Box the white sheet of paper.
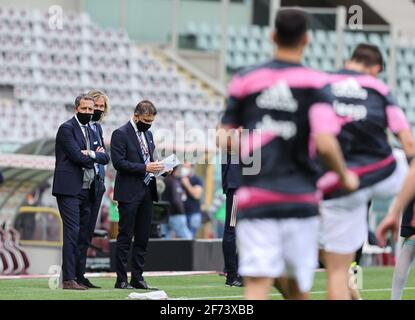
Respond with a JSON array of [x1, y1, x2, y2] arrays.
[[153, 154, 181, 177]]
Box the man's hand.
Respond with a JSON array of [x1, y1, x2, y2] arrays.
[[376, 213, 400, 247], [81, 150, 89, 156], [96, 146, 105, 153], [145, 161, 164, 173], [216, 125, 242, 152], [181, 176, 191, 186], [339, 171, 359, 193]]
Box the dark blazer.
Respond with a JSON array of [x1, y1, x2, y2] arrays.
[[111, 121, 158, 203], [89, 122, 107, 181], [221, 153, 242, 193], [0, 171, 3, 184], [52, 117, 110, 197], [162, 175, 185, 216]]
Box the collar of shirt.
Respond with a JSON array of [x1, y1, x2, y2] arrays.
[[130, 118, 147, 137], [74, 115, 88, 135], [130, 118, 139, 133], [131, 118, 149, 151], [90, 121, 98, 131]]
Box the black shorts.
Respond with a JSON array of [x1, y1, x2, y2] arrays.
[[401, 199, 415, 238]]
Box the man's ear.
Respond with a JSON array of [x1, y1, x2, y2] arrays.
[[368, 65, 381, 77], [271, 30, 278, 46], [296, 33, 309, 51], [302, 33, 309, 46]]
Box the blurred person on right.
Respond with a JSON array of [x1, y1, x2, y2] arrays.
[[181, 162, 204, 238], [218, 9, 358, 300], [318, 44, 415, 299], [220, 151, 243, 287], [377, 160, 415, 299]]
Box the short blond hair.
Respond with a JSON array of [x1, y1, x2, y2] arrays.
[[87, 89, 111, 121]]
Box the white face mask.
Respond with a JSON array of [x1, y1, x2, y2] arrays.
[[181, 167, 191, 177]]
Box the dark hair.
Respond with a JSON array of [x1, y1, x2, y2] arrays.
[[274, 8, 309, 47], [351, 43, 384, 72], [134, 100, 157, 116], [74, 93, 95, 108]]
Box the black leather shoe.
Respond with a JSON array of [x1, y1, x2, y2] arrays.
[[114, 281, 134, 289], [225, 277, 244, 287], [130, 280, 159, 290], [78, 278, 101, 289], [62, 280, 88, 290]]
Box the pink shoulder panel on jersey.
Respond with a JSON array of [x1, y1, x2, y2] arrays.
[[309, 103, 341, 135], [386, 105, 411, 133], [328, 73, 389, 96], [228, 67, 329, 99]]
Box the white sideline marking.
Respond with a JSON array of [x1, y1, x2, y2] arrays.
[[182, 287, 415, 300], [0, 271, 216, 280]]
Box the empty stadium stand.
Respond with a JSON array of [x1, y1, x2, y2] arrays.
[[0, 7, 223, 146], [182, 22, 415, 126]]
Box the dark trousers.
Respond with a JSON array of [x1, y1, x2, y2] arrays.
[[222, 188, 238, 278], [116, 187, 153, 283], [57, 189, 92, 281], [75, 179, 105, 280]]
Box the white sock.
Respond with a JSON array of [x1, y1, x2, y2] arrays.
[[391, 238, 415, 300]]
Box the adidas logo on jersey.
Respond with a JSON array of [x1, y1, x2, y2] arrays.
[[255, 115, 297, 140], [331, 78, 368, 100], [333, 100, 368, 121], [256, 81, 298, 112]]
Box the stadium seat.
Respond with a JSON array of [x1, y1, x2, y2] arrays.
[[227, 25, 237, 40], [199, 22, 211, 36], [246, 53, 258, 66], [397, 92, 409, 108], [196, 35, 210, 51], [368, 33, 382, 47], [403, 49, 415, 65], [247, 38, 260, 54], [315, 30, 328, 44], [250, 25, 262, 41], [398, 64, 412, 78], [239, 25, 249, 40], [399, 79, 413, 94], [234, 38, 246, 53]]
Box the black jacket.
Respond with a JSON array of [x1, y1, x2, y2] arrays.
[[111, 121, 158, 203], [162, 175, 185, 215], [52, 117, 110, 197]]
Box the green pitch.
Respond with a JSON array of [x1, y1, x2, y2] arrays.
[[0, 267, 415, 300]]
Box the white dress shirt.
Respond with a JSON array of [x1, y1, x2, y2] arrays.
[[130, 118, 149, 150]]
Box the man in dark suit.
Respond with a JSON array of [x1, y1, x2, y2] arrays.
[[74, 90, 111, 289], [52, 94, 110, 290], [111, 100, 163, 290], [0, 171, 3, 184]]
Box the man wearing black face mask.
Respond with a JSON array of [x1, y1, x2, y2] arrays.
[[111, 100, 163, 290], [52, 94, 110, 290], [73, 89, 110, 289]]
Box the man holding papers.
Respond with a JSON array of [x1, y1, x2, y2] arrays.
[[110, 100, 163, 290]]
